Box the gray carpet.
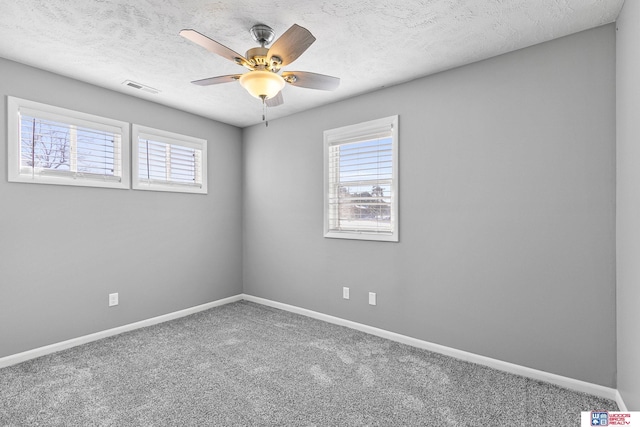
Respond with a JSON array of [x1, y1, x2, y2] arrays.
[[0, 301, 617, 426]]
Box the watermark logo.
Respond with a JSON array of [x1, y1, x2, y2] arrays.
[[582, 411, 640, 426], [591, 411, 608, 426]]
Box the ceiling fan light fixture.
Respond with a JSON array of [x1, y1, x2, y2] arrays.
[[239, 70, 285, 100]]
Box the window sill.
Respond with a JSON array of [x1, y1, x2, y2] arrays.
[[324, 230, 398, 242]]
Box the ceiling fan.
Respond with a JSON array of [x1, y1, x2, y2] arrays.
[[180, 23, 340, 124]]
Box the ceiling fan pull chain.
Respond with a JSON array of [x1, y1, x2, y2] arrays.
[[263, 98, 269, 127]]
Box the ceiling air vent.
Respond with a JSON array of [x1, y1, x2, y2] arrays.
[[122, 80, 160, 94]]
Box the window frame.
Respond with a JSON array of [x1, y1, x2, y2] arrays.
[[323, 115, 399, 242], [131, 124, 208, 194], [7, 96, 130, 189]]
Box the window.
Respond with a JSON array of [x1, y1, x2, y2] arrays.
[[132, 125, 207, 194], [324, 115, 399, 242], [7, 96, 129, 189]]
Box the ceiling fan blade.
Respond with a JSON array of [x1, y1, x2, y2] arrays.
[[180, 29, 251, 68], [265, 91, 284, 107], [267, 24, 316, 67], [282, 71, 340, 91], [191, 74, 242, 86]]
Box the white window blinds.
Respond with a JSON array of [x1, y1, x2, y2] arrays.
[[324, 115, 399, 242], [132, 125, 207, 194], [138, 138, 201, 186], [19, 114, 121, 181]]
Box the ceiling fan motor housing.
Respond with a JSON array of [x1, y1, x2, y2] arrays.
[[246, 47, 269, 65], [246, 46, 282, 71]]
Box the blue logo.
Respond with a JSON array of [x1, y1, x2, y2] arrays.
[[591, 411, 608, 426]]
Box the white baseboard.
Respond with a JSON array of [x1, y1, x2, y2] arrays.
[[0, 294, 243, 369], [242, 294, 623, 406], [0, 292, 626, 410], [615, 390, 629, 411]]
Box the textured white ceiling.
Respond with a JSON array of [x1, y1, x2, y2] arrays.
[[0, 0, 624, 128]]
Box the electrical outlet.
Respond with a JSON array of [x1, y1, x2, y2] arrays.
[[109, 293, 119, 307], [369, 292, 377, 306], [343, 287, 350, 300]]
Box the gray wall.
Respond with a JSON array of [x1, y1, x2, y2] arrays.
[[0, 22, 619, 392], [617, 0, 640, 410], [0, 58, 243, 358], [243, 25, 616, 387]]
